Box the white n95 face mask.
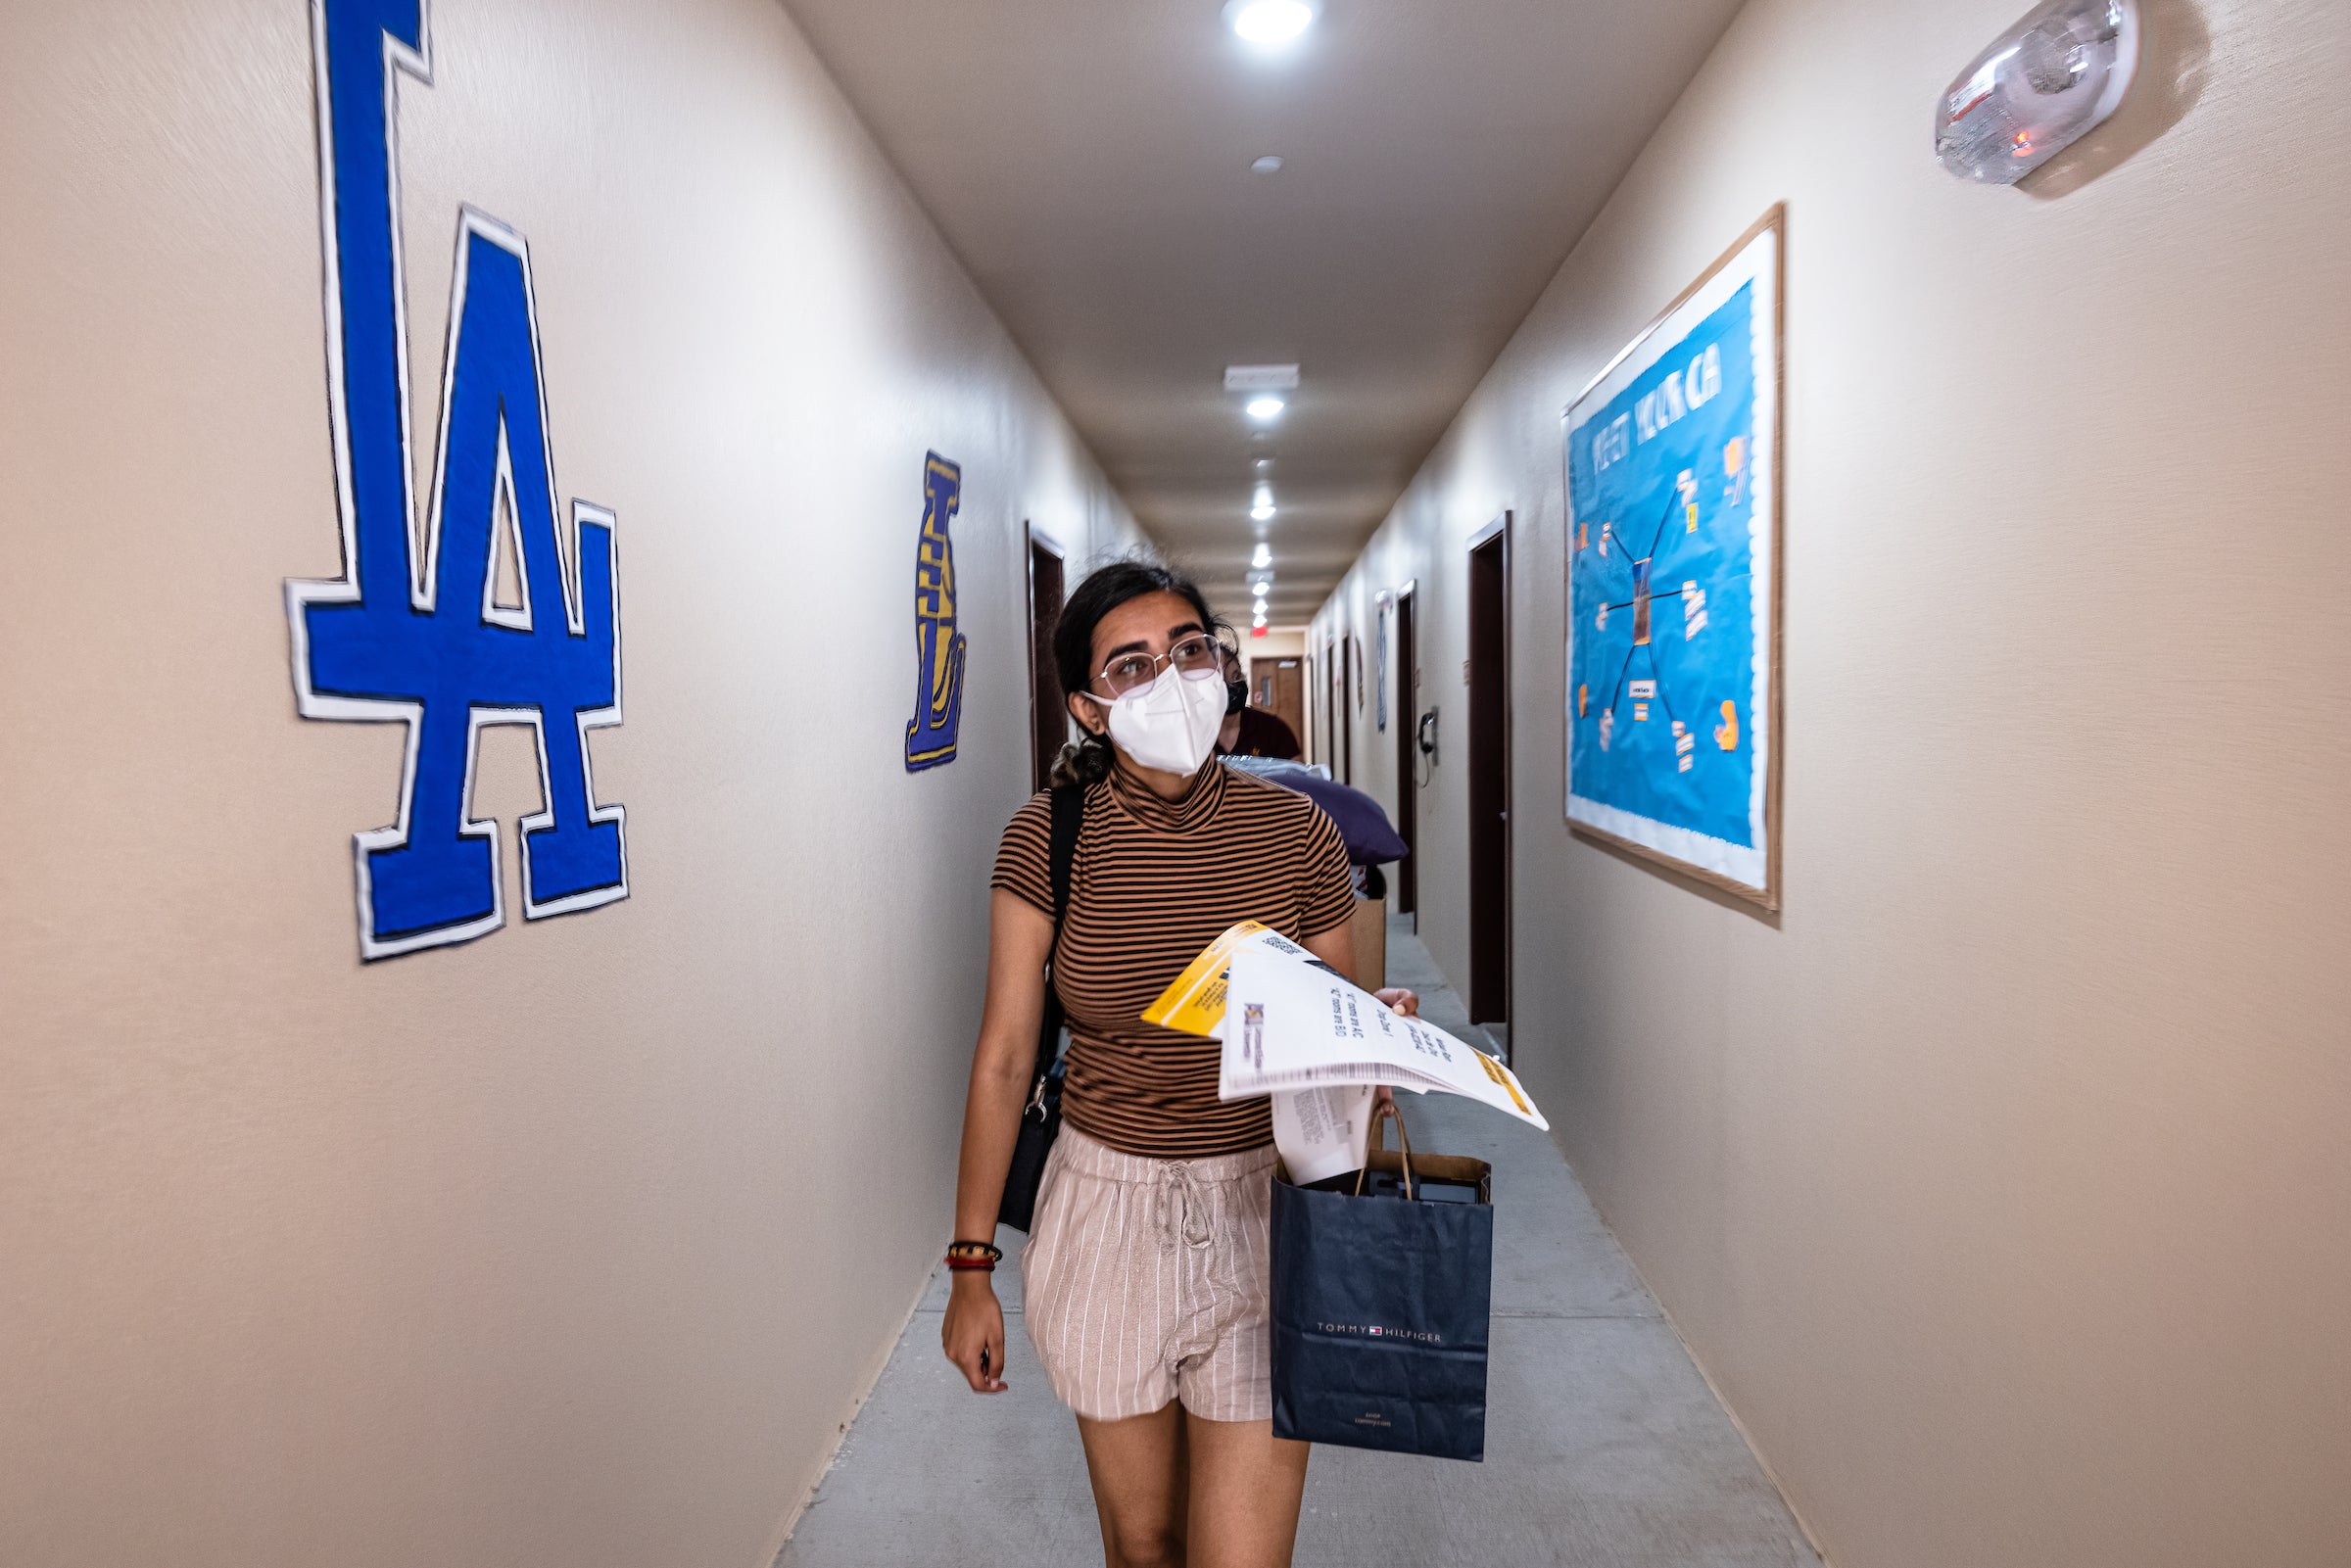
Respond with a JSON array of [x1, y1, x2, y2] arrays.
[[1095, 663, 1228, 776]]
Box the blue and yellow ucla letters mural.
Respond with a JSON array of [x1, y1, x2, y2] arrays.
[[904, 452, 968, 772], [286, 0, 628, 960]]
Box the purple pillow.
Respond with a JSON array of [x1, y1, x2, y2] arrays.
[[1225, 760, 1409, 867]]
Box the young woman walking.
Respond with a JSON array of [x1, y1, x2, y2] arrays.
[[941, 561, 1416, 1568]]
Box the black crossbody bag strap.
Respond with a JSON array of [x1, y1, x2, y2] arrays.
[[997, 783, 1083, 1232], [1033, 783, 1082, 1080]]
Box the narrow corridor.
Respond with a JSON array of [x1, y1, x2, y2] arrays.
[[12, 3, 2350, 1564], [781, 918, 1818, 1568]]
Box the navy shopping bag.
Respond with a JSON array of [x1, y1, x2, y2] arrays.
[[1269, 1101, 1494, 1461]]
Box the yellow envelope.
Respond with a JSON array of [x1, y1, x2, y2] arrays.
[[1141, 920, 1274, 1036]]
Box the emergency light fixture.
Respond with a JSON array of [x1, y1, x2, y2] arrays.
[[1936, 0, 2139, 185], [1225, 363, 1300, 391]]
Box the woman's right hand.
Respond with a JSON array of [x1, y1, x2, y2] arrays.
[[944, 889, 1051, 1396], [941, 1271, 1008, 1394]]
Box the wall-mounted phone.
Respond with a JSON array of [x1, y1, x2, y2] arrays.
[[1415, 706, 1440, 784]]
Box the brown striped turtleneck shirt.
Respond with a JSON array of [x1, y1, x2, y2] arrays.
[[991, 761, 1356, 1159]]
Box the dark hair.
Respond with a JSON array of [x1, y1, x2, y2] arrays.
[[1049, 559, 1219, 786]]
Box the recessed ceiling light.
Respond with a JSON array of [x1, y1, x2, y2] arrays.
[[1251, 504, 1276, 521], [1245, 396, 1285, 422], [1250, 155, 1285, 174], [1251, 544, 1272, 568], [1254, 457, 1272, 470], [1226, 0, 1319, 47]]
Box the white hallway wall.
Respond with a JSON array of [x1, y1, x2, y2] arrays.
[[1312, 0, 2351, 1563], [0, 3, 1143, 1565]]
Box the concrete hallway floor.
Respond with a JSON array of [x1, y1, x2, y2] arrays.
[[780, 916, 1819, 1567]]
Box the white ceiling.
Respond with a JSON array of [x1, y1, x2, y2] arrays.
[[779, 0, 1748, 624]]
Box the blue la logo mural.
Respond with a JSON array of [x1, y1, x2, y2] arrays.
[[286, 0, 628, 959], [904, 452, 968, 772]]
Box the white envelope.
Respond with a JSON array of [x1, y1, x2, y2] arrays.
[[1220, 942, 1547, 1132]]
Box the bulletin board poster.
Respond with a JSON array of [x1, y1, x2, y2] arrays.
[[1563, 209, 1783, 908]]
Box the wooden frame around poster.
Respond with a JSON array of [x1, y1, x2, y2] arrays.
[[1560, 205, 1786, 912]]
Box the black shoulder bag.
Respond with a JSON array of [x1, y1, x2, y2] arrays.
[[996, 783, 1084, 1232]]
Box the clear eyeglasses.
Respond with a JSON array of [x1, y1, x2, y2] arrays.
[[1092, 633, 1225, 697]]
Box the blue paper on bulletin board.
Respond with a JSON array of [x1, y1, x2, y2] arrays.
[[1564, 218, 1780, 903]]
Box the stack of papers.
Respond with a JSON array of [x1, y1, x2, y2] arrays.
[[1144, 922, 1547, 1181]]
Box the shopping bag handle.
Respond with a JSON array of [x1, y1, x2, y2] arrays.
[[1353, 1098, 1415, 1201]]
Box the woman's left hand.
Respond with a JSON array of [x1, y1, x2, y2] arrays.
[[1367, 991, 1416, 1109]]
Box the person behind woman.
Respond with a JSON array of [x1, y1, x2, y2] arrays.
[[942, 561, 1415, 1568], [1214, 637, 1303, 761]]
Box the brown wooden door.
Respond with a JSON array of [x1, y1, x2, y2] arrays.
[[1255, 658, 1305, 746], [1027, 533, 1066, 792], [1393, 588, 1418, 918], [1467, 518, 1511, 1036], [1338, 632, 1355, 784], [1307, 651, 1319, 766], [1322, 639, 1338, 771]]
